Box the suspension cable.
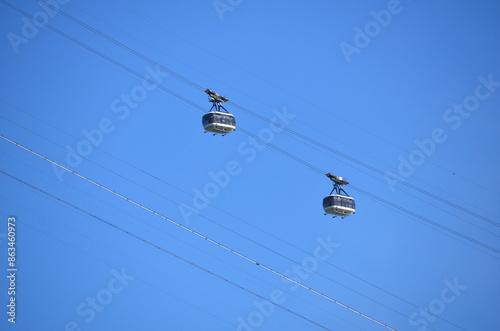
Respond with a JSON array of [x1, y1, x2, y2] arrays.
[[0, 134, 396, 330], [0, 100, 469, 328], [0, 169, 333, 331], [28, 0, 500, 227], [6, 0, 495, 228]]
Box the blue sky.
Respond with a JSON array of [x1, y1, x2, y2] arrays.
[[0, 0, 499, 330]]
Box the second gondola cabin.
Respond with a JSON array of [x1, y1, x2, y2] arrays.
[[323, 173, 355, 218], [203, 89, 235, 135], [202, 112, 235, 134], [323, 194, 355, 217]]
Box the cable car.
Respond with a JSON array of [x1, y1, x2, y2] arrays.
[[203, 89, 236, 136], [323, 173, 355, 218]]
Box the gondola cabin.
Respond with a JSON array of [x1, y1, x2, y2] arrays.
[[202, 111, 236, 134], [203, 88, 235, 136], [323, 173, 355, 218], [323, 194, 355, 217]]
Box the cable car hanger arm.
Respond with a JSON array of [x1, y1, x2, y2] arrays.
[[205, 88, 230, 113]]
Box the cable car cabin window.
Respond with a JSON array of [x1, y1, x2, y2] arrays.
[[340, 197, 354, 208], [342, 198, 355, 209], [217, 114, 227, 124], [324, 195, 355, 209], [216, 114, 235, 125], [322, 197, 331, 209], [203, 113, 235, 125], [202, 113, 213, 126]]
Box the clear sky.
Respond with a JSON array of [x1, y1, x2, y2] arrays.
[[0, 0, 499, 330]]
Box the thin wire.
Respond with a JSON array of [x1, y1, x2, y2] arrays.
[[349, 184, 500, 255], [30, 0, 499, 226], [43, 0, 500, 226], [16, 222, 237, 328], [0, 170, 331, 331], [232, 102, 500, 227], [0, 100, 466, 329], [0, 0, 494, 312], [0, 3, 489, 327], [260, 118, 500, 241], [105, 0, 499, 198], [0, 152, 363, 331], [0, 0, 207, 111], [35, 0, 204, 92], [240, 131, 500, 255], [36, 0, 413, 179], [3, 1, 497, 247], [0, 114, 443, 329], [0, 4, 485, 329], [0, 135, 396, 331]]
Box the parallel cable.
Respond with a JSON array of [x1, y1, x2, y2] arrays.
[[0, 0, 497, 305], [2, 1, 496, 326], [0, 170, 331, 331], [13, 0, 495, 229], [0, 134, 396, 330], [35, 0, 204, 92], [0, 0, 206, 113], [234, 130, 500, 256], [231, 103, 500, 228], [0, 152, 364, 330], [1, 114, 444, 329], [349, 184, 500, 255], [104, 0, 499, 197], [0, 4, 490, 329], [30, 0, 499, 227], [4, 0, 497, 232], [254, 117, 500, 241], [0, 100, 467, 329], [16, 221, 237, 328]]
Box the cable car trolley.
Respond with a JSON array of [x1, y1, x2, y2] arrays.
[[323, 173, 355, 218], [202, 89, 236, 136]]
